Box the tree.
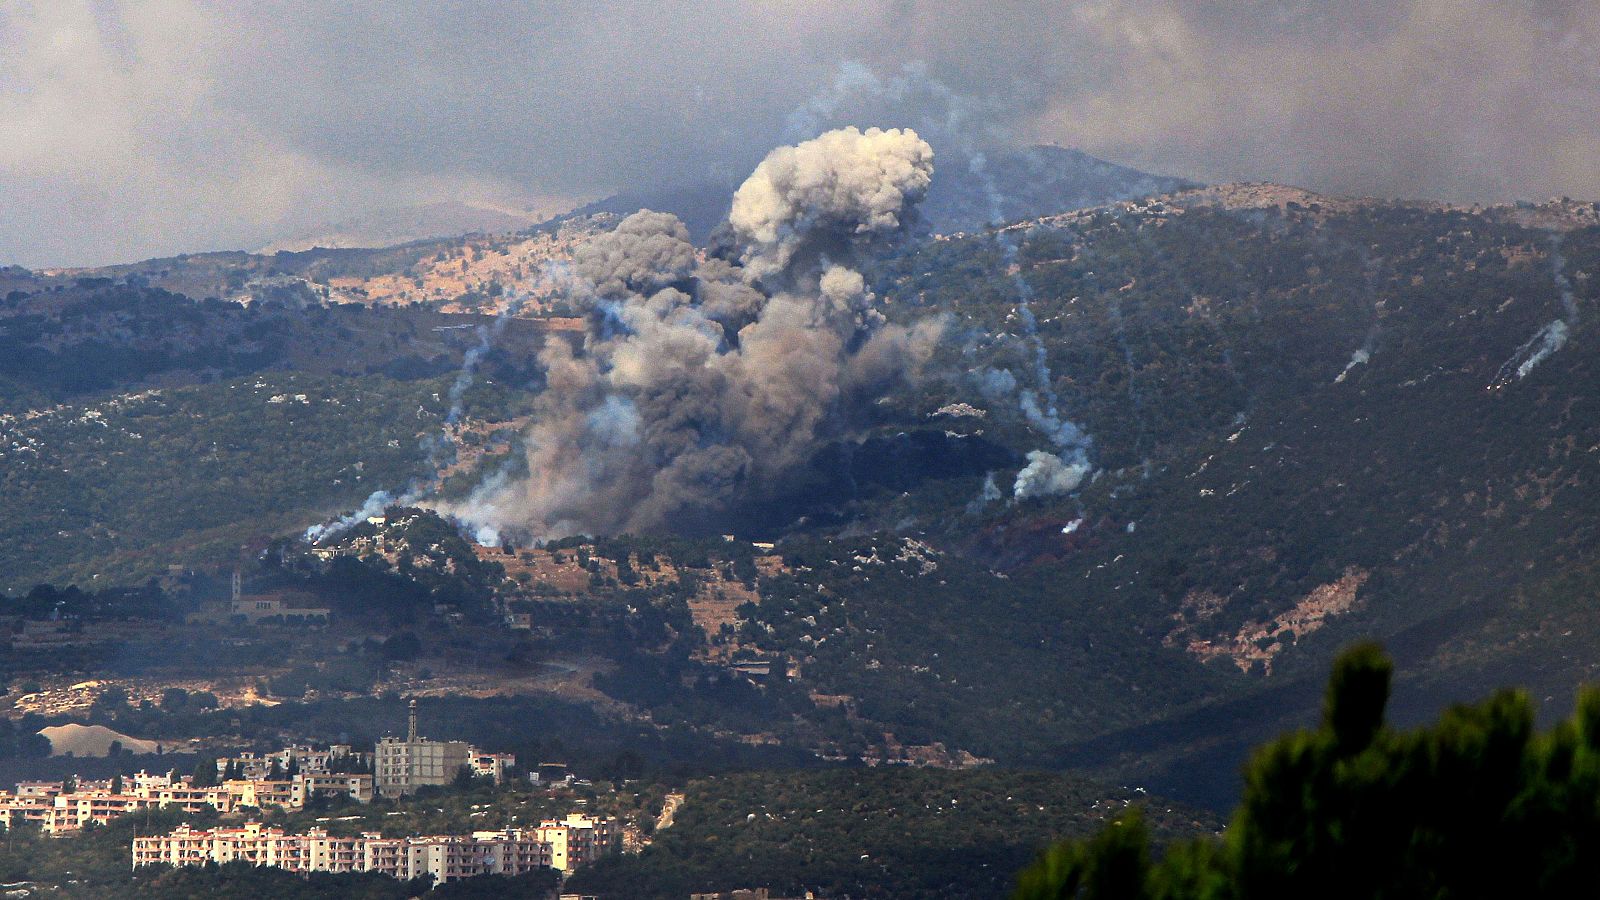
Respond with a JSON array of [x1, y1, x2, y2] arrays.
[[191, 754, 218, 788], [381, 631, 422, 662], [1012, 642, 1600, 898], [110, 774, 124, 795], [92, 686, 128, 711], [160, 687, 189, 710]]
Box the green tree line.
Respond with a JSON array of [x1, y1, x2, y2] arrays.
[[1016, 642, 1600, 898]]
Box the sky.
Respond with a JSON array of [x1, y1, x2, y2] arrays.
[[3, 0, 1598, 268]]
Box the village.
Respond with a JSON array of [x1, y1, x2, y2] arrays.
[[0, 699, 627, 888]]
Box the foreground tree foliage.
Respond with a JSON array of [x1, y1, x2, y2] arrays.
[[1016, 642, 1600, 898]]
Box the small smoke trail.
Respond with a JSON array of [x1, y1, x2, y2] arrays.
[[1549, 234, 1580, 323], [305, 263, 567, 545], [1334, 321, 1379, 384], [958, 119, 1093, 498], [1488, 235, 1580, 390], [1333, 347, 1370, 383], [965, 471, 1002, 514], [303, 489, 393, 543], [1489, 320, 1569, 390]]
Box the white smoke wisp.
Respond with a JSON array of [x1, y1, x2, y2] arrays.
[[1013, 450, 1090, 500], [1489, 236, 1581, 391], [1490, 319, 1570, 390], [1550, 234, 1580, 323], [965, 470, 1003, 514], [304, 489, 393, 544], [1517, 320, 1570, 380], [446, 127, 943, 542], [964, 124, 1095, 498], [1334, 348, 1370, 384]]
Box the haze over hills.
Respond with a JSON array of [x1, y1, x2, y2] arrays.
[[565, 145, 1195, 242], [254, 199, 577, 254]]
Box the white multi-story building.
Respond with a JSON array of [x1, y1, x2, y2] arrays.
[[0, 772, 238, 836], [0, 768, 375, 836], [131, 820, 612, 882], [533, 813, 620, 872]]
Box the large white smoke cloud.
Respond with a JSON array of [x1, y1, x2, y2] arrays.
[[1012, 450, 1090, 501], [446, 127, 941, 542], [730, 126, 934, 282]]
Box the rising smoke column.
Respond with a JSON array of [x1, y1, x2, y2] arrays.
[[778, 61, 1095, 504], [447, 127, 942, 542], [971, 168, 1093, 501]]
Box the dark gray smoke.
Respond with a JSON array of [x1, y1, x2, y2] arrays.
[[446, 127, 943, 542]]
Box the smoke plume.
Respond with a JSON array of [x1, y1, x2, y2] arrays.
[[448, 127, 942, 542], [1490, 320, 1570, 390], [1013, 450, 1090, 501], [729, 126, 935, 282], [1489, 236, 1582, 390]]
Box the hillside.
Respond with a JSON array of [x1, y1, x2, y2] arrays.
[[4, 180, 1600, 813], [37, 215, 612, 316], [568, 768, 1219, 899], [858, 186, 1600, 803]]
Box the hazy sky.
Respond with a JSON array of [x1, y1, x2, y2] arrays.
[[4, 0, 1598, 267]]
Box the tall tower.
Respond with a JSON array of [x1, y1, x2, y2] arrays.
[[407, 699, 418, 743], [231, 569, 242, 605]]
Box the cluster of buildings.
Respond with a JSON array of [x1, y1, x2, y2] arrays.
[[373, 700, 516, 795], [0, 768, 374, 837], [132, 814, 618, 881], [1, 704, 515, 837], [216, 701, 514, 799]]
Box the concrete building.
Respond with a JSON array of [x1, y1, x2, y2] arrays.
[[0, 773, 239, 836], [0, 768, 375, 836], [533, 813, 620, 873], [216, 743, 371, 781], [470, 751, 517, 784], [132, 821, 599, 883], [375, 700, 509, 796], [292, 773, 376, 806], [225, 593, 331, 625]]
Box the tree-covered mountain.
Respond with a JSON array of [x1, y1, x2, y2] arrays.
[[4, 181, 1600, 815]]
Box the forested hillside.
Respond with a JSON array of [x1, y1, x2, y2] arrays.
[[4, 182, 1599, 812], [570, 768, 1217, 899]]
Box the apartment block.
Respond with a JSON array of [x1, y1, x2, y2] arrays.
[[131, 820, 615, 882]]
